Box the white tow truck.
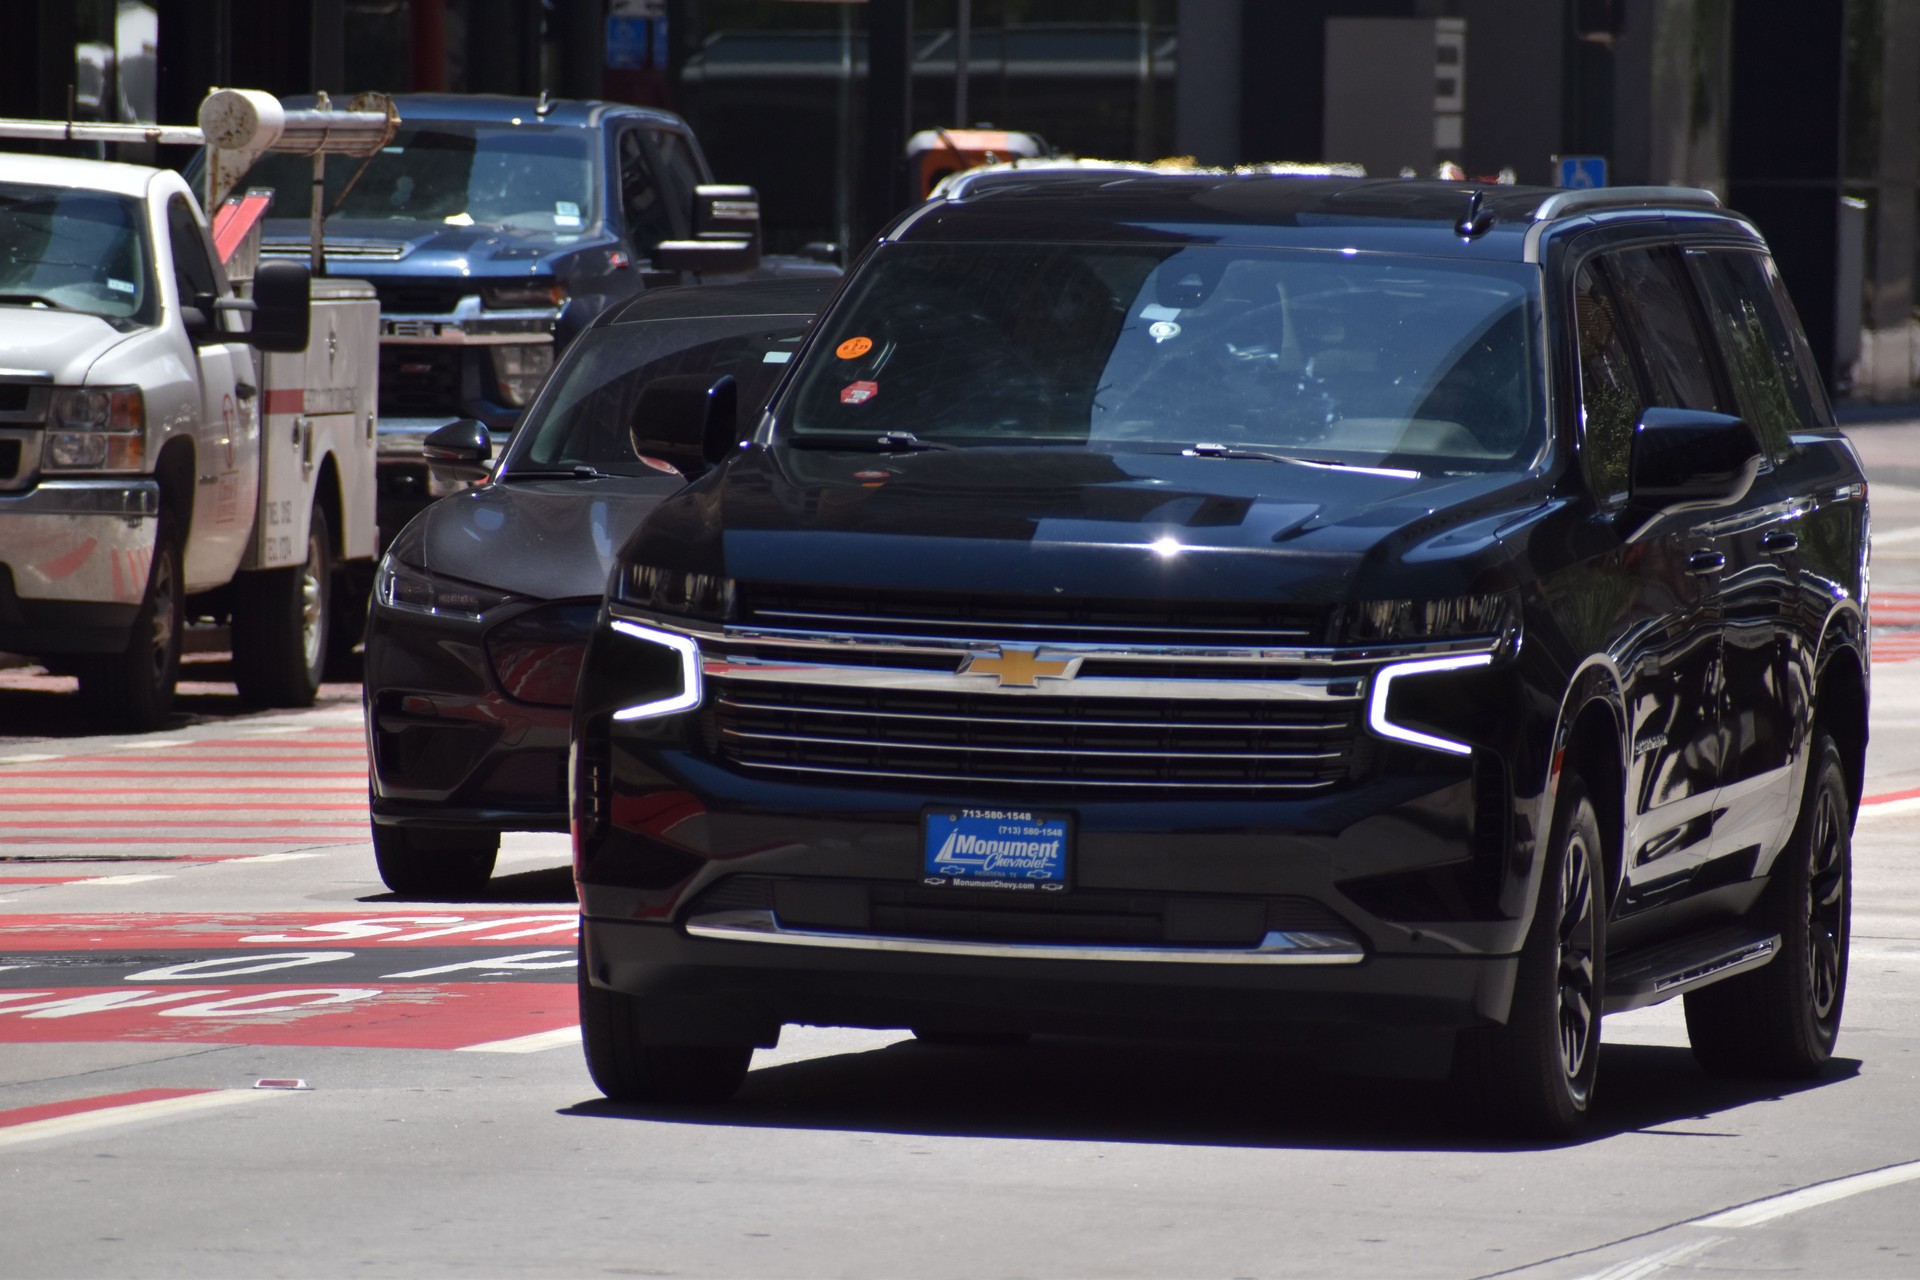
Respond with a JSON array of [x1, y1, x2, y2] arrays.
[[0, 90, 395, 729]]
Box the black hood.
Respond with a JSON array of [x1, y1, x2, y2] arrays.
[[393, 474, 683, 602], [631, 445, 1550, 604]]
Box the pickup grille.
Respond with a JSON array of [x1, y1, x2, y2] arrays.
[[374, 281, 470, 315], [707, 681, 1361, 794], [378, 346, 462, 418]]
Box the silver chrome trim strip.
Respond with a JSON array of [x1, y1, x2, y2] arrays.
[[714, 759, 1338, 790], [611, 606, 1503, 668], [707, 658, 1357, 702], [718, 697, 1349, 733], [719, 727, 1345, 763], [683, 909, 1367, 965]]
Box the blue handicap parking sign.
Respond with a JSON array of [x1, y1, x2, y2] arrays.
[[1557, 155, 1608, 189]]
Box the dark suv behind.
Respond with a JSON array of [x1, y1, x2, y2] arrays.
[[571, 171, 1868, 1136]]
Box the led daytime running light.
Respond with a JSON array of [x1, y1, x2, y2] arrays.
[[1368, 651, 1494, 756], [610, 619, 703, 721]]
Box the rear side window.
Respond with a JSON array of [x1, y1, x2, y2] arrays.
[[1606, 247, 1723, 414], [1572, 260, 1643, 505], [1687, 249, 1828, 457]]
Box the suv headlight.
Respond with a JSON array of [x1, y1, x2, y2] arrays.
[[490, 343, 555, 408], [1340, 592, 1518, 645], [374, 556, 516, 621], [612, 565, 735, 621], [44, 387, 145, 471]]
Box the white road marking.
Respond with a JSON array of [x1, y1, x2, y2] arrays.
[[1693, 1158, 1920, 1228], [1871, 525, 1920, 546], [1570, 1234, 1726, 1280], [456, 1026, 582, 1054], [1857, 796, 1920, 820], [240, 725, 312, 735], [0, 1090, 281, 1150], [80, 874, 172, 885], [114, 739, 194, 750], [231, 852, 324, 863], [1, 753, 63, 764]]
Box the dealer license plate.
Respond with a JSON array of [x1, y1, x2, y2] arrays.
[[922, 808, 1070, 892]]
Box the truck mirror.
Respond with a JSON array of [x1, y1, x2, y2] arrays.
[[422, 418, 494, 490], [652, 184, 762, 276], [630, 374, 738, 480], [249, 260, 312, 354]]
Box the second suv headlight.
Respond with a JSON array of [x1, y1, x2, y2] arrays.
[[612, 565, 735, 621], [374, 556, 516, 621], [1340, 591, 1518, 645]]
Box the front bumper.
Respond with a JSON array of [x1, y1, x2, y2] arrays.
[[364, 597, 583, 836], [0, 479, 157, 654]]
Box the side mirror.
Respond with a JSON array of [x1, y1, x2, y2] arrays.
[[1628, 407, 1762, 509], [652, 184, 762, 276], [630, 374, 738, 480], [423, 418, 493, 489], [249, 260, 312, 354]]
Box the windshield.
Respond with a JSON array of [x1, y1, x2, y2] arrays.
[[782, 242, 1544, 473], [240, 123, 596, 233], [506, 312, 812, 477], [0, 184, 152, 322]]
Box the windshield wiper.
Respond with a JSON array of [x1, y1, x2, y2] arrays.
[[0, 293, 70, 310], [1183, 442, 1420, 479], [787, 430, 958, 452]]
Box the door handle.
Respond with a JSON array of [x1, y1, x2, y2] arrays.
[[1761, 530, 1799, 555], [1687, 549, 1726, 576]]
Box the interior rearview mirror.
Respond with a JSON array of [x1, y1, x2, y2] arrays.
[[630, 374, 739, 481]]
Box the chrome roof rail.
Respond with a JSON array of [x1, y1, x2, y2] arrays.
[[1532, 185, 1722, 221]]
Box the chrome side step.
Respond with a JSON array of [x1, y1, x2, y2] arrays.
[[683, 909, 1367, 966], [1603, 926, 1782, 1014]]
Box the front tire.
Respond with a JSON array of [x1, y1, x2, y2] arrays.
[[370, 823, 499, 897], [78, 509, 183, 732], [1685, 732, 1851, 1078], [578, 948, 753, 1104], [1453, 773, 1606, 1139], [232, 507, 332, 707]]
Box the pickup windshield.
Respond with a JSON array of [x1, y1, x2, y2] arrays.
[[782, 242, 1545, 474], [238, 122, 595, 234], [0, 184, 151, 322]]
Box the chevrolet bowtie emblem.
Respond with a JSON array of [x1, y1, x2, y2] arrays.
[[959, 647, 1082, 688]]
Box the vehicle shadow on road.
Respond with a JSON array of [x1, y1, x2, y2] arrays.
[[0, 653, 362, 739], [563, 1038, 1860, 1153]]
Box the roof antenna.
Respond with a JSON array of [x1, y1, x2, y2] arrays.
[[535, 90, 553, 117], [1455, 187, 1493, 238]]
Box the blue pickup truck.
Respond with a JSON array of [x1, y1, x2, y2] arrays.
[[228, 93, 839, 541]]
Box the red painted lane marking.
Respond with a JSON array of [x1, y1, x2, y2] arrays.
[[0, 788, 369, 796], [1864, 786, 1920, 808], [3, 836, 360, 845], [0, 876, 91, 885], [0, 1087, 211, 1130], [0, 803, 369, 811], [0, 913, 578, 951], [0, 983, 574, 1050], [0, 771, 366, 780], [2, 825, 366, 836]]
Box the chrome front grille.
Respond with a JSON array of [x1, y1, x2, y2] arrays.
[[708, 682, 1361, 792]]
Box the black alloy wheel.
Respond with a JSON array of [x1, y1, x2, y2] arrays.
[[1685, 732, 1852, 1077], [1453, 772, 1605, 1139]]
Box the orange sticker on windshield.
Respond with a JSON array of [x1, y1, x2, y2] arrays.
[[836, 336, 874, 360]]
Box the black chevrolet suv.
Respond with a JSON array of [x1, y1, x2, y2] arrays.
[[570, 171, 1869, 1136]]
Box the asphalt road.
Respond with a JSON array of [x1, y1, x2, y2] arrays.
[[1, 422, 1919, 1279]]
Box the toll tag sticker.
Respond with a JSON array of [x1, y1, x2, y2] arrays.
[[840, 380, 879, 405], [836, 336, 874, 359]]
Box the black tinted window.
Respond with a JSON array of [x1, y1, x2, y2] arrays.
[[1572, 260, 1643, 504], [1607, 247, 1723, 413], [1688, 249, 1822, 458], [512, 313, 811, 476]]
